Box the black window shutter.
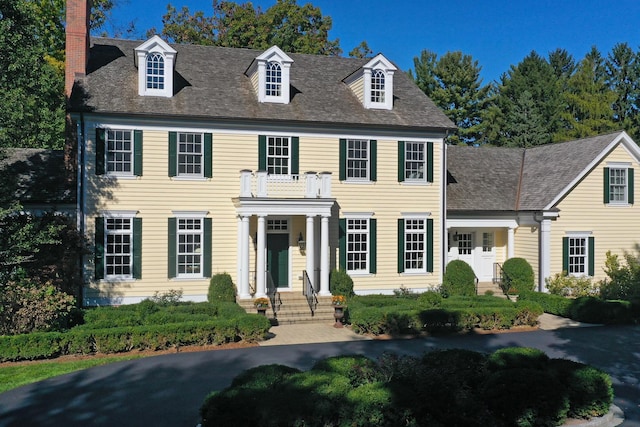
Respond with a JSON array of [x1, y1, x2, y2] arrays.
[[95, 128, 105, 175], [168, 218, 177, 278], [168, 132, 177, 177], [203, 218, 212, 277], [427, 218, 434, 273], [588, 236, 595, 276], [398, 141, 405, 182], [133, 130, 143, 176], [259, 135, 267, 171], [95, 217, 105, 280], [603, 167, 610, 204], [397, 219, 405, 273], [339, 218, 346, 270], [369, 218, 377, 274], [562, 237, 569, 273], [370, 140, 377, 182], [291, 137, 299, 175], [628, 168, 634, 204], [339, 139, 346, 181], [133, 218, 142, 279], [427, 141, 434, 183], [204, 133, 213, 178]]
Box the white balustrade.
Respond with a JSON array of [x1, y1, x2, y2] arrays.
[[238, 170, 332, 198]]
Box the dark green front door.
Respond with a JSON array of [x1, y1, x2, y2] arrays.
[[267, 233, 289, 288]]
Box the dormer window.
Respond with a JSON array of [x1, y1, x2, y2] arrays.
[[146, 53, 165, 90], [370, 69, 386, 103], [346, 54, 397, 110], [134, 35, 176, 98], [266, 61, 282, 97], [247, 46, 293, 104]]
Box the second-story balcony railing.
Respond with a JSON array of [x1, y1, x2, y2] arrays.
[[239, 170, 332, 198]]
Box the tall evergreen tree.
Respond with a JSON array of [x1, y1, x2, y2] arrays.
[[507, 90, 549, 147], [411, 50, 490, 144], [606, 42, 640, 137], [556, 47, 616, 140]]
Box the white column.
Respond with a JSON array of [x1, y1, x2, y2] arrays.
[[507, 227, 515, 259], [255, 215, 267, 297], [239, 216, 251, 298], [305, 215, 315, 285], [319, 215, 330, 296], [539, 219, 551, 292]]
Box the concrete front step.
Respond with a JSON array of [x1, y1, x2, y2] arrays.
[[238, 293, 337, 325], [477, 281, 505, 296]]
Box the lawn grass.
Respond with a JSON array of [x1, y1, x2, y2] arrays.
[[0, 355, 143, 394]]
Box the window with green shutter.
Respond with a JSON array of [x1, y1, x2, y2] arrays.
[[604, 166, 634, 205], [398, 217, 432, 273], [95, 217, 105, 279], [95, 129, 105, 175], [169, 216, 211, 278], [342, 139, 375, 182], [100, 129, 141, 176], [342, 217, 375, 274], [259, 135, 298, 175], [98, 216, 138, 280], [399, 141, 431, 183], [562, 235, 594, 276]]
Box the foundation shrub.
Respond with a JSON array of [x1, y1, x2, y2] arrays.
[[417, 290, 442, 308], [214, 301, 247, 318], [486, 347, 549, 371], [441, 260, 476, 297], [518, 291, 573, 317], [545, 272, 598, 297], [501, 257, 535, 294], [329, 269, 354, 297], [514, 300, 544, 326], [548, 359, 613, 419], [568, 297, 633, 324], [419, 308, 462, 332], [235, 314, 270, 342], [207, 272, 236, 303], [600, 249, 640, 301]]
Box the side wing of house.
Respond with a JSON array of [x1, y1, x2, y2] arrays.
[[548, 135, 640, 283]]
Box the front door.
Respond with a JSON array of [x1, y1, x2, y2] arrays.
[[456, 232, 474, 267], [267, 233, 289, 288], [478, 232, 496, 282]]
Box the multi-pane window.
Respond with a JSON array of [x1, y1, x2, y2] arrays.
[[370, 69, 385, 103], [267, 219, 288, 231], [347, 219, 368, 272], [609, 168, 627, 203], [482, 232, 494, 253], [178, 133, 203, 176], [105, 218, 132, 277], [347, 139, 369, 180], [267, 136, 290, 175], [457, 233, 472, 255], [106, 130, 132, 174], [568, 237, 587, 275], [266, 62, 282, 97], [177, 218, 202, 276], [404, 219, 426, 271], [405, 142, 426, 180], [146, 53, 165, 90]]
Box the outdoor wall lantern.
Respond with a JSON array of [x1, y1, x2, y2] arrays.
[[298, 232, 306, 252]]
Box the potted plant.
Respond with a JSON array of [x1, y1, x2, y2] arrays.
[[254, 297, 270, 316], [331, 295, 347, 328]]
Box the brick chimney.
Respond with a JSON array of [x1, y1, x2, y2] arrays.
[[65, 0, 91, 97]]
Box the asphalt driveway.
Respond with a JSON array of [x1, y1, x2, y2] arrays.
[[0, 325, 638, 426]]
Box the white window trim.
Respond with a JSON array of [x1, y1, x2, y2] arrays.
[[344, 213, 373, 276], [135, 35, 176, 98], [565, 232, 591, 277], [346, 139, 371, 182], [176, 132, 205, 178], [404, 141, 428, 183], [403, 216, 428, 274], [255, 46, 293, 104], [102, 212, 136, 281], [104, 129, 134, 177], [175, 215, 206, 279], [606, 162, 632, 206], [266, 136, 291, 176], [363, 54, 397, 110]]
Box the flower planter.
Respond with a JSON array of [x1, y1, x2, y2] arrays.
[[333, 305, 345, 328]]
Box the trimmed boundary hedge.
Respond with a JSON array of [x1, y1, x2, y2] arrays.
[[0, 316, 270, 362], [348, 295, 543, 335]]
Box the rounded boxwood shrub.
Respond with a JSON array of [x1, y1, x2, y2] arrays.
[[441, 260, 476, 297], [417, 291, 442, 308], [502, 257, 535, 294], [330, 269, 354, 297], [208, 272, 236, 303]]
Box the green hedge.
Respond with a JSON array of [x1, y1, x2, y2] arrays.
[[0, 316, 270, 362], [349, 297, 543, 335], [200, 349, 613, 427]]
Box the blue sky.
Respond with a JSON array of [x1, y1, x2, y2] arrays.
[[107, 0, 640, 84]]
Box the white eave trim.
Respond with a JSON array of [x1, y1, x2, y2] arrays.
[[447, 218, 519, 228]]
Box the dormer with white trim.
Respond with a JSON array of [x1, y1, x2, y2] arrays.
[[345, 54, 397, 110], [247, 46, 293, 104], [134, 35, 177, 98]]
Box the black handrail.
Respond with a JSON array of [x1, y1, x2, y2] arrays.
[[265, 270, 281, 314], [493, 262, 514, 299], [302, 270, 318, 316]]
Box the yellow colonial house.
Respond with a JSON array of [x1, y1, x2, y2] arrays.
[[447, 131, 640, 291], [65, 1, 455, 306]]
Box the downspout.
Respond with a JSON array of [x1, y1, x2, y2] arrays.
[[441, 132, 448, 283], [76, 113, 86, 304]]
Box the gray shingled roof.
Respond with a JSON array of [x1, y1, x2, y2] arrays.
[[70, 38, 455, 131], [447, 131, 625, 212], [0, 149, 75, 205], [447, 145, 523, 211]]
